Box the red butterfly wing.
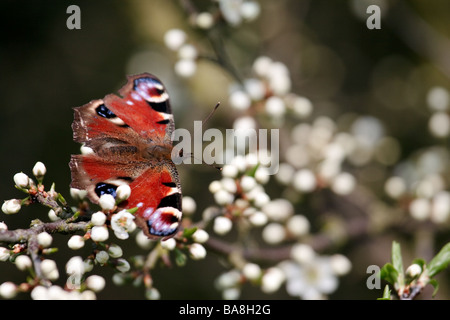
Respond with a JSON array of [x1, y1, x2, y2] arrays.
[[70, 73, 182, 239]]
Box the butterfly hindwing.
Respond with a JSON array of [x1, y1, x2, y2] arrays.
[[70, 73, 182, 239]]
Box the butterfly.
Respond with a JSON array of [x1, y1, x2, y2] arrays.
[[70, 73, 182, 240]]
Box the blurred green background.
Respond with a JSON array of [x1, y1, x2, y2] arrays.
[[0, 0, 449, 299]]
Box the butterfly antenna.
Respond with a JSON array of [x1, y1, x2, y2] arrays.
[[202, 102, 220, 126]]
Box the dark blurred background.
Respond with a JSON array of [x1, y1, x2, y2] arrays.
[[0, 0, 449, 299]]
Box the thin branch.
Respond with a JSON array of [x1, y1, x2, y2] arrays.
[[0, 219, 90, 244]]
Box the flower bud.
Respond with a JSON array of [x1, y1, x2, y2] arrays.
[[67, 235, 85, 250], [37, 232, 53, 248], [0, 247, 10, 262], [145, 287, 161, 300], [182, 196, 197, 215], [174, 59, 197, 78], [406, 264, 422, 278], [91, 226, 109, 242], [213, 216, 233, 235], [48, 209, 59, 221], [14, 172, 30, 188], [116, 258, 130, 273], [160, 238, 176, 251], [192, 229, 209, 243], [242, 263, 262, 281], [189, 243, 207, 260], [0, 282, 17, 299], [261, 267, 285, 293], [32, 161, 46, 180], [164, 29, 186, 51], [15, 255, 32, 271], [91, 211, 107, 226], [99, 194, 115, 211], [116, 185, 131, 202], [70, 188, 87, 201], [2, 199, 21, 215], [85, 275, 105, 292], [41, 259, 59, 280], [95, 251, 109, 265], [108, 243, 123, 258]]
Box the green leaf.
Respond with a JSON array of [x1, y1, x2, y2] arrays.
[[182, 227, 198, 238], [377, 285, 392, 300], [246, 163, 260, 177], [391, 241, 404, 286], [428, 243, 450, 278], [411, 258, 426, 269], [429, 279, 439, 297], [380, 263, 398, 285], [174, 248, 187, 267], [127, 207, 139, 214]]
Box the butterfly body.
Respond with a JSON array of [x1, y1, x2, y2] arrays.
[[70, 73, 182, 239]]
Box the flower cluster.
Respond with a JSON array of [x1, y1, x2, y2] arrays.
[[205, 154, 351, 299], [0, 161, 209, 300]]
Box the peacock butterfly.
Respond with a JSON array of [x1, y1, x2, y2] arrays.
[[70, 73, 182, 240]]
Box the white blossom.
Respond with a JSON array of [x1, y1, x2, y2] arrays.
[[182, 196, 197, 215], [213, 216, 233, 235], [37, 232, 53, 248], [95, 251, 109, 265], [291, 244, 316, 264], [91, 226, 109, 242], [192, 229, 209, 243], [286, 215, 310, 237], [108, 243, 123, 258], [405, 264, 422, 278], [13, 172, 30, 188], [0, 247, 10, 261], [229, 90, 252, 111], [189, 243, 207, 260], [135, 230, 153, 250], [41, 259, 59, 280], [262, 223, 286, 244], [91, 211, 107, 226], [174, 59, 197, 78], [70, 188, 87, 201], [293, 169, 317, 193], [331, 172, 356, 195], [248, 210, 268, 226], [98, 194, 115, 211], [178, 44, 198, 60], [242, 263, 261, 280], [115, 184, 131, 202], [145, 287, 161, 300], [111, 210, 136, 239], [329, 254, 352, 276], [427, 86, 449, 111], [68, 235, 85, 250], [0, 282, 17, 299], [15, 255, 32, 271], [409, 198, 431, 221], [116, 258, 131, 273], [429, 112, 450, 138], [262, 199, 294, 221], [280, 258, 338, 300], [261, 267, 285, 293], [85, 275, 106, 292], [32, 161, 46, 179], [196, 12, 214, 29], [2, 199, 21, 215], [160, 238, 176, 251], [164, 29, 187, 51]]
